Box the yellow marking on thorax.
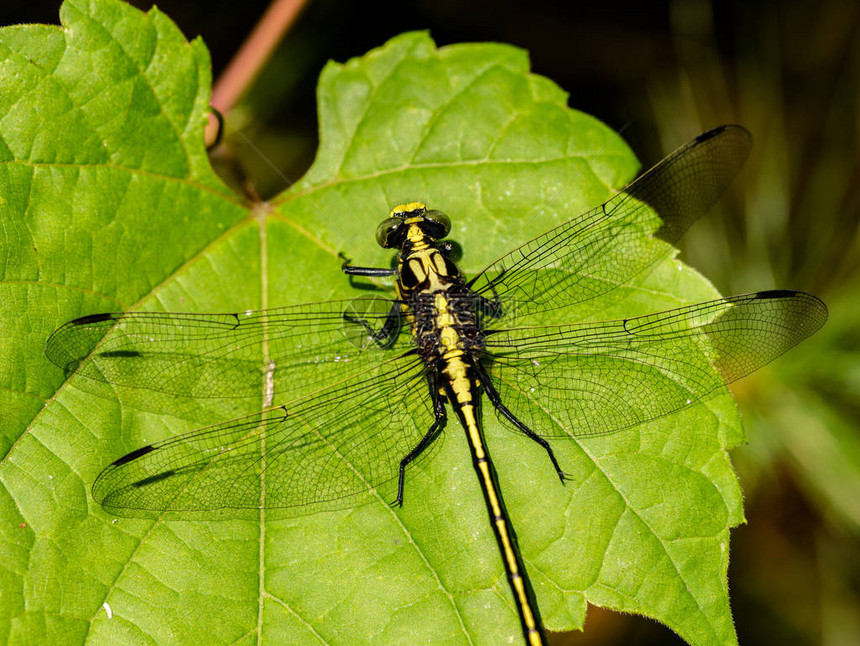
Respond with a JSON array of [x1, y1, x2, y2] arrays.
[[401, 229, 452, 294], [406, 257, 427, 284], [432, 253, 449, 275]]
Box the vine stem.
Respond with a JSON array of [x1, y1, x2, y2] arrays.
[[205, 0, 310, 145]]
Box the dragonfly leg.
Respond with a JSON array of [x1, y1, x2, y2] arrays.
[[340, 253, 398, 291], [472, 358, 568, 484], [394, 379, 447, 507], [340, 253, 398, 277], [342, 302, 402, 347]]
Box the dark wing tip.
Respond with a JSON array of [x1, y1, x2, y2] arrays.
[[45, 312, 122, 369], [696, 124, 752, 145], [753, 288, 800, 299], [44, 328, 74, 370], [769, 289, 828, 334], [752, 289, 828, 325], [111, 444, 156, 466], [709, 289, 829, 385], [692, 124, 753, 168], [73, 313, 119, 325], [93, 445, 170, 511]]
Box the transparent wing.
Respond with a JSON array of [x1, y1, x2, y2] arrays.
[[46, 297, 407, 400], [482, 291, 827, 438], [92, 353, 437, 517], [468, 125, 753, 323]]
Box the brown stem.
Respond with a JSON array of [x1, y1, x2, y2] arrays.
[[205, 0, 311, 145]]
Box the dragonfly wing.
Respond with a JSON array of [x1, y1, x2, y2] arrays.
[[469, 125, 752, 323], [482, 291, 827, 438], [46, 297, 407, 401], [92, 353, 437, 517]]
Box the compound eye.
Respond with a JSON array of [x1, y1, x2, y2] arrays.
[[422, 210, 451, 239], [375, 219, 402, 248]]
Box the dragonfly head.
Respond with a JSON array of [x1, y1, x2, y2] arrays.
[[376, 203, 451, 248]]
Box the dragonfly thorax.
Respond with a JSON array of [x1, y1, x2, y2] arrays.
[[386, 206, 486, 368], [381, 204, 462, 300]]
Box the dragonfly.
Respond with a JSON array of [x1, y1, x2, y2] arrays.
[[46, 125, 827, 645]]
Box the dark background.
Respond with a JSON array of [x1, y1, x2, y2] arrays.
[[4, 1, 859, 644]]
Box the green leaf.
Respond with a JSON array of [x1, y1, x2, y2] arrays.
[[0, 3, 745, 645]]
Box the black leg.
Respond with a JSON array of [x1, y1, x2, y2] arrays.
[[339, 253, 397, 292], [342, 302, 402, 347], [343, 266, 398, 277], [343, 269, 397, 290], [472, 358, 568, 483], [394, 377, 447, 506], [340, 252, 398, 278]]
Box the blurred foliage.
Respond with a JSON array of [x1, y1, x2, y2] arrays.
[[5, 0, 857, 644], [641, 4, 860, 646]]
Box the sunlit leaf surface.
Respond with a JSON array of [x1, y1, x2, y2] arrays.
[[0, 2, 795, 644]]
